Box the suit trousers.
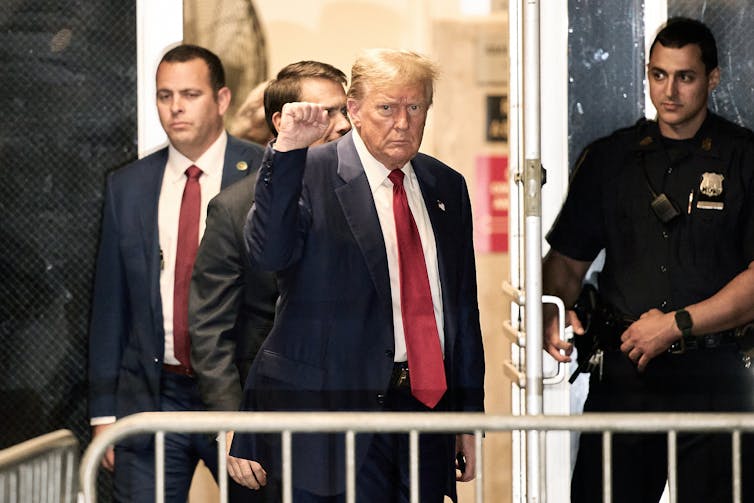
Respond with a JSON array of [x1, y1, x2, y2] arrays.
[[113, 371, 268, 502], [113, 372, 217, 502], [284, 385, 453, 503]]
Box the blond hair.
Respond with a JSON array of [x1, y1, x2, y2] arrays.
[[347, 48, 438, 106]]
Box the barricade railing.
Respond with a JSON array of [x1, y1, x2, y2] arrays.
[[78, 411, 754, 503], [0, 429, 79, 503]]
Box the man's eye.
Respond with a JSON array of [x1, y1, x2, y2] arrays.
[[340, 106, 348, 118]]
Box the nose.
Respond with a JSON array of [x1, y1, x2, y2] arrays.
[[170, 96, 184, 115], [665, 76, 679, 99], [394, 108, 409, 130], [334, 112, 351, 136]]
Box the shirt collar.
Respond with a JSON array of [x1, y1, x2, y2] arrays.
[[166, 130, 228, 182], [352, 127, 414, 194]]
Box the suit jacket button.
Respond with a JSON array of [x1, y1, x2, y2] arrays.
[[376, 394, 385, 406], [385, 349, 394, 358]]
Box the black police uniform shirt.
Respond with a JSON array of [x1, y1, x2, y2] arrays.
[[547, 111, 754, 319]]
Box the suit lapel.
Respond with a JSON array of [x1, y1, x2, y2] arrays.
[[221, 135, 252, 188], [333, 136, 392, 314], [138, 149, 168, 338]]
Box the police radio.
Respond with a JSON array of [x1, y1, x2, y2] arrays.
[[650, 192, 681, 224], [643, 162, 681, 224]]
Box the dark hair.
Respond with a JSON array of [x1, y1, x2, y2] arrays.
[[263, 61, 347, 135], [160, 44, 226, 94], [650, 17, 718, 73]]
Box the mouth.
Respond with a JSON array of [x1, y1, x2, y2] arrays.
[[661, 102, 681, 111], [388, 139, 411, 146]]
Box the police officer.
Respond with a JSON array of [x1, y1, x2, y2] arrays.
[[543, 17, 754, 503]]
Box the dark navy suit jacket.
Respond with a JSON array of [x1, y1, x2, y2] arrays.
[[234, 132, 484, 496], [88, 135, 264, 439]]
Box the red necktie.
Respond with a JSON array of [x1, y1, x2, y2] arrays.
[[173, 165, 202, 369], [388, 169, 447, 408]]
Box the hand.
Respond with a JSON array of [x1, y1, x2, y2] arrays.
[[566, 309, 585, 336], [226, 431, 267, 490], [274, 102, 330, 152], [92, 424, 115, 471], [620, 309, 679, 371], [543, 305, 575, 363], [455, 434, 476, 482]]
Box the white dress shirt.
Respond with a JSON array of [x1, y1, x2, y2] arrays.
[[352, 129, 444, 362], [159, 131, 226, 364]]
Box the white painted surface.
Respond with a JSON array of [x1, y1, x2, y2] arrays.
[[136, 0, 183, 158]]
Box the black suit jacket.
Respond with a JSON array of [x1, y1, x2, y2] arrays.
[[88, 135, 264, 439], [189, 173, 278, 412], [233, 132, 485, 496]]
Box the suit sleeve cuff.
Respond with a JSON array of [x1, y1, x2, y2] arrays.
[[90, 416, 116, 426]]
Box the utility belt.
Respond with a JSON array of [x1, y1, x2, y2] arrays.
[[586, 315, 741, 354], [568, 284, 754, 383]]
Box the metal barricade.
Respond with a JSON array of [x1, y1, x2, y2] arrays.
[[0, 429, 79, 503], [78, 411, 754, 503]]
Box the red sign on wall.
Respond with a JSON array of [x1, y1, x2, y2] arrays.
[[474, 155, 509, 253]]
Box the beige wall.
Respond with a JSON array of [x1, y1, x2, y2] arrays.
[[190, 2, 511, 501], [432, 16, 510, 503]]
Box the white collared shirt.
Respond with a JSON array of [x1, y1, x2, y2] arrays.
[[158, 131, 227, 364], [352, 128, 444, 361]]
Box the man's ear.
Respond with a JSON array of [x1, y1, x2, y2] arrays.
[[217, 87, 232, 116], [271, 111, 282, 132], [347, 98, 361, 128], [708, 67, 720, 94]]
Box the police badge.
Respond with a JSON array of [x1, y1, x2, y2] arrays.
[[697, 172, 724, 210]]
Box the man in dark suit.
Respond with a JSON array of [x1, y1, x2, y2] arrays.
[[231, 49, 485, 502], [188, 61, 351, 499], [88, 44, 264, 502]]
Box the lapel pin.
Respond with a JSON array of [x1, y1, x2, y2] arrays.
[[236, 161, 248, 171], [437, 200, 445, 211]]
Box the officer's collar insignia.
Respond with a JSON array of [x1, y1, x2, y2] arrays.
[[236, 161, 248, 171], [699, 172, 724, 197], [701, 138, 713, 151], [639, 136, 653, 146]]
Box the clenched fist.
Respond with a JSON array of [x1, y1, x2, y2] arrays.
[[274, 102, 330, 152]]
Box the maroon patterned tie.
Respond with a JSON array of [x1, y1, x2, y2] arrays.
[[173, 165, 202, 369], [388, 169, 446, 408]]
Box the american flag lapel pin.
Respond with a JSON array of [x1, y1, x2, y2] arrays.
[[437, 200, 445, 211]]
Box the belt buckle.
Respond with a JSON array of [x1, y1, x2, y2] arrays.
[[395, 367, 409, 387], [702, 333, 721, 349], [669, 337, 686, 355]]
